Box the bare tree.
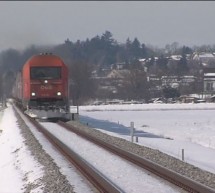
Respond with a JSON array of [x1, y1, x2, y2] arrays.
[[117, 66, 149, 100], [69, 61, 96, 105]]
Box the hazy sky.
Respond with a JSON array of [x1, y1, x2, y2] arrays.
[[0, 1, 215, 51]]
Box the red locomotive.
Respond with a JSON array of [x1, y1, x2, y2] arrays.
[[12, 53, 72, 120]]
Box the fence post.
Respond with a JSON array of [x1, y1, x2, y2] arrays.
[[182, 149, 184, 161], [135, 136, 138, 143], [130, 122, 134, 142]]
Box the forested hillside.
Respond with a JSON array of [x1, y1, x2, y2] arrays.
[[0, 30, 214, 104]]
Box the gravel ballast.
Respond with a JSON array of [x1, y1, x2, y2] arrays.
[[13, 105, 215, 192], [14, 109, 75, 193], [68, 120, 215, 190]]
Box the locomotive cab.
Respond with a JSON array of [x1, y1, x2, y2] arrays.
[[29, 66, 67, 109], [21, 53, 72, 120]]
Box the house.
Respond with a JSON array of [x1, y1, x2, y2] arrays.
[[192, 52, 215, 66], [178, 95, 205, 103], [169, 55, 182, 61], [111, 62, 127, 70], [203, 70, 215, 95], [161, 76, 180, 87], [180, 76, 196, 86]]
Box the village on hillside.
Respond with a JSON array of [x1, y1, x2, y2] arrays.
[[91, 52, 215, 104]]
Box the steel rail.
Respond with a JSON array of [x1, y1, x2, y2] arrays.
[[27, 118, 123, 193], [58, 121, 215, 193]]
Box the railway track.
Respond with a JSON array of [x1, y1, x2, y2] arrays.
[[25, 116, 122, 193], [58, 121, 215, 193], [13, 104, 215, 193]]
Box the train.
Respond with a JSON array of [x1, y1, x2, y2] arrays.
[[12, 53, 72, 120]]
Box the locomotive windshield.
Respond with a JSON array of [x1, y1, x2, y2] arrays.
[[30, 67, 61, 79]]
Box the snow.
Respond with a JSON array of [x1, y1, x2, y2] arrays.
[[79, 103, 215, 174], [42, 122, 180, 193], [0, 104, 44, 193], [1, 102, 215, 192], [15, 104, 93, 193]]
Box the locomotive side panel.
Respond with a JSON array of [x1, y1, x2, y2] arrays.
[[22, 63, 31, 108], [12, 71, 22, 103]]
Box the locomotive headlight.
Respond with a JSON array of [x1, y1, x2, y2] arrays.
[[57, 92, 61, 96], [44, 80, 48, 84], [31, 92, 36, 96]]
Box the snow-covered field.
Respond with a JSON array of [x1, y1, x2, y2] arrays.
[[1, 102, 215, 192], [79, 103, 215, 174]]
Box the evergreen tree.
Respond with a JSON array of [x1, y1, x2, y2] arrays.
[[141, 43, 147, 58], [130, 38, 142, 60], [101, 31, 115, 46], [125, 38, 132, 63], [162, 86, 180, 99], [181, 46, 193, 55], [177, 53, 189, 75], [156, 55, 169, 75]]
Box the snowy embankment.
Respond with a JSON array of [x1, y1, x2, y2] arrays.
[[79, 102, 215, 174], [0, 106, 44, 193], [82, 102, 215, 111], [1, 102, 215, 192], [0, 104, 75, 193]]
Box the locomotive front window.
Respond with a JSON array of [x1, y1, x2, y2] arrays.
[[30, 67, 61, 79]]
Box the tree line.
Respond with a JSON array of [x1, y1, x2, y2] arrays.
[[0, 30, 214, 104]]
